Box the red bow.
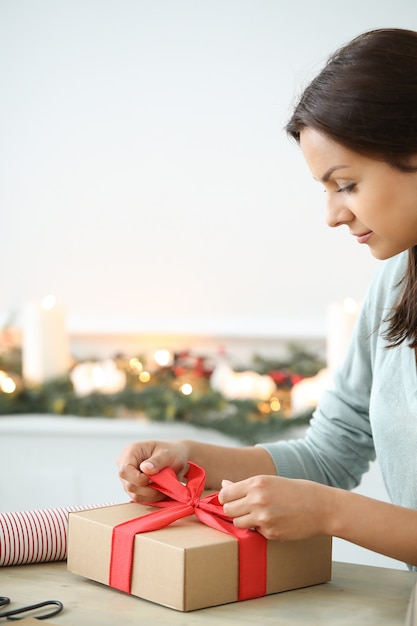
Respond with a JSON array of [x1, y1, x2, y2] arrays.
[[109, 462, 267, 601]]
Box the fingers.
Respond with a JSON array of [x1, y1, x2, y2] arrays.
[[219, 479, 253, 527], [219, 478, 253, 525], [219, 475, 289, 538], [117, 462, 158, 503], [218, 477, 248, 506], [116, 440, 189, 502], [219, 475, 330, 541], [117, 443, 161, 502]]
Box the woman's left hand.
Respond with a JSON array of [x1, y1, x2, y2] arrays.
[[218, 475, 334, 541]]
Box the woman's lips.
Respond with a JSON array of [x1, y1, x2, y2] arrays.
[[355, 231, 373, 244]]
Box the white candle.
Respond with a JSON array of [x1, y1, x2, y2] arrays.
[[326, 298, 359, 373], [22, 296, 71, 385]]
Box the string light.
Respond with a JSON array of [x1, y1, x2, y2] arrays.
[[257, 401, 271, 414], [139, 371, 151, 383], [257, 396, 282, 415], [153, 349, 173, 367], [129, 358, 143, 373], [180, 383, 193, 395], [270, 397, 281, 412], [0, 371, 16, 394]]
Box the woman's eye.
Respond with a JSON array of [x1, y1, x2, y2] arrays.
[[337, 183, 356, 193]]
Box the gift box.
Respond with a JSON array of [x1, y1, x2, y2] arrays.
[[67, 464, 332, 611]]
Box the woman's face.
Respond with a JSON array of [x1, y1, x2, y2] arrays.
[[300, 128, 417, 260]]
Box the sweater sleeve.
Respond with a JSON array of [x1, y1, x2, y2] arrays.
[[257, 255, 403, 490], [257, 361, 376, 490]]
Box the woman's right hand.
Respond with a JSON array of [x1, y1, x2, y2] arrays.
[[116, 440, 190, 502]]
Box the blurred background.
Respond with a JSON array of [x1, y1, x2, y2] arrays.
[[1, 0, 416, 571]]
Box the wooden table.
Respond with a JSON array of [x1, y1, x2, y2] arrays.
[[1, 561, 415, 625]]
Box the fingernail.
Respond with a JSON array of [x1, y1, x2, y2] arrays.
[[221, 479, 233, 487], [140, 461, 155, 473]]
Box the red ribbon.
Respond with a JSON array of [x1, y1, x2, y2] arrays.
[[109, 462, 267, 601]]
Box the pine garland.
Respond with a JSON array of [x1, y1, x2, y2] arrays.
[[0, 343, 324, 444]]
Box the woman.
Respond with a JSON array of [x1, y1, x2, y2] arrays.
[[117, 28, 417, 569]]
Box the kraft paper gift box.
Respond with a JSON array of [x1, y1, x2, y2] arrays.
[[67, 463, 332, 611]]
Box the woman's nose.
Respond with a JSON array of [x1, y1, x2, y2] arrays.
[[325, 194, 354, 228]]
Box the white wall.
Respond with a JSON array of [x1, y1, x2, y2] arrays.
[[1, 0, 416, 336]]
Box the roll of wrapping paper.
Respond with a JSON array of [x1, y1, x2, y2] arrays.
[[0, 503, 116, 566]]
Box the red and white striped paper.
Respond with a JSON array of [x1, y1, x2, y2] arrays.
[[0, 503, 115, 566]]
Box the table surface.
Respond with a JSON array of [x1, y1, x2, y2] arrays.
[[1, 560, 415, 625]]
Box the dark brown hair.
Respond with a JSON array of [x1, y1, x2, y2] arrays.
[[286, 28, 417, 348]]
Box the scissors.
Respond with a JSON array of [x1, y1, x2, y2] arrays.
[[0, 596, 63, 621]]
